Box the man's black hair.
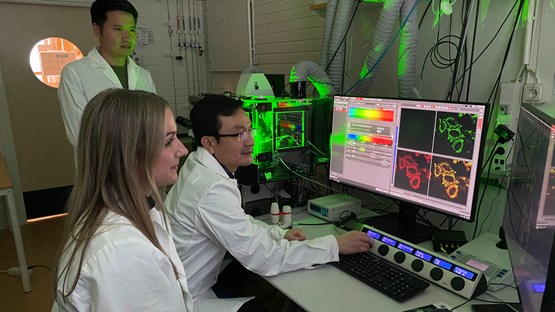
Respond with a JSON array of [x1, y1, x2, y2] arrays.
[[90, 0, 139, 28], [190, 95, 244, 147]]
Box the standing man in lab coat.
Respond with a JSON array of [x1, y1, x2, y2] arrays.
[[165, 95, 373, 312], [58, 0, 156, 150]]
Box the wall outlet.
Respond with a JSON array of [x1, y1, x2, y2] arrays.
[[523, 83, 543, 103]]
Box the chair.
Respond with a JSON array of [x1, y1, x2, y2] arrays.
[[0, 154, 31, 292]]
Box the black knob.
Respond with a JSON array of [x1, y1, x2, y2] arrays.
[[430, 267, 444, 281], [451, 276, 465, 291], [394, 251, 406, 264], [411, 259, 424, 272], [378, 244, 389, 256]]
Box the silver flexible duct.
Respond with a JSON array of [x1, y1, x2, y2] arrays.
[[351, 0, 404, 96], [319, 0, 339, 69], [290, 61, 335, 97], [398, 0, 418, 98], [325, 0, 356, 94]]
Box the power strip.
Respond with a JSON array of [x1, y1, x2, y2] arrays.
[[7, 267, 33, 276]]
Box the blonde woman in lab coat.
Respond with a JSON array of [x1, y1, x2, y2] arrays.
[[54, 89, 192, 311]]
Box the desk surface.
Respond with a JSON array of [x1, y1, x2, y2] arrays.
[[262, 209, 519, 312]]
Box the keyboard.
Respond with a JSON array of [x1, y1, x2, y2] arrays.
[[333, 252, 430, 302]]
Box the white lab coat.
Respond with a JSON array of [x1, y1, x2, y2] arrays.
[[58, 47, 156, 148], [165, 147, 339, 311], [55, 208, 193, 312]]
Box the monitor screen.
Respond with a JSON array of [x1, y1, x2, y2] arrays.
[[329, 96, 488, 241], [504, 103, 555, 312]]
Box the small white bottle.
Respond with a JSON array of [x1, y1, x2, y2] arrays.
[[281, 205, 292, 228], [270, 202, 280, 225]]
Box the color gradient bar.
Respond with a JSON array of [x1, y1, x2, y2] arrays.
[[279, 120, 302, 131], [347, 133, 393, 145], [349, 107, 394, 122]]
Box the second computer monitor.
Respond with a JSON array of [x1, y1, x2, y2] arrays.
[[329, 96, 488, 239]]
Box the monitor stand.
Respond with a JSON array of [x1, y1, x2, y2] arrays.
[[362, 202, 432, 244]]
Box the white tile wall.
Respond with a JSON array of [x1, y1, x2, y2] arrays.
[[253, 0, 323, 76], [209, 0, 325, 94], [132, 0, 210, 119]]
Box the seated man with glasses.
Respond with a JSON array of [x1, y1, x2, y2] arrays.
[[165, 94, 373, 312]]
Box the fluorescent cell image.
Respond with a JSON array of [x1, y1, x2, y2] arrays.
[[394, 150, 432, 195], [434, 112, 478, 159], [429, 156, 472, 205]]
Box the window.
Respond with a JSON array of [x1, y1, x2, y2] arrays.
[[29, 37, 83, 88]]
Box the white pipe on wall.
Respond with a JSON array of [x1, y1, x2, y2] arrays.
[[247, 0, 254, 66], [523, 0, 538, 67]]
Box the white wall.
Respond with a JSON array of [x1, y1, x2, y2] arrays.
[[205, 0, 250, 95], [0, 64, 25, 228], [132, 0, 210, 120], [527, 0, 555, 116], [253, 0, 323, 74]]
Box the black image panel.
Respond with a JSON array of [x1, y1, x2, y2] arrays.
[[397, 108, 436, 152], [434, 112, 478, 158], [429, 155, 472, 205], [394, 149, 432, 195]]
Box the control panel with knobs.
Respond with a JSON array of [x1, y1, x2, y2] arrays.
[[362, 225, 488, 299]]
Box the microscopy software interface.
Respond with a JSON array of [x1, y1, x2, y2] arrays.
[[329, 96, 487, 220]]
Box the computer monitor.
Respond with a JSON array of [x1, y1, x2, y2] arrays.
[[329, 96, 488, 243], [504, 103, 555, 312]]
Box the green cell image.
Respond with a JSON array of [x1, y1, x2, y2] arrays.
[[434, 112, 478, 159]]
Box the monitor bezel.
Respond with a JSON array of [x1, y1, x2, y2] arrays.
[[504, 102, 555, 312]]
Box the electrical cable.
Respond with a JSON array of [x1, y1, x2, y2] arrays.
[[438, 215, 451, 228], [472, 298, 519, 305], [417, 18, 462, 94], [345, 0, 420, 95], [464, 0, 480, 102], [446, 0, 474, 101], [276, 156, 385, 211], [472, 140, 510, 240], [295, 221, 333, 226], [488, 283, 517, 291], [448, 297, 472, 311], [476, 144, 512, 236], [483, 0, 525, 130], [473, 162, 494, 240], [453, 0, 520, 90], [29, 264, 53, 273], [277, 156, 341, 194], [416, 210, 435, 228], [324, 0, 362, 72], [479, 141, 499, 176], [418, 0, 433, 29], [418, 1, 519, 103]]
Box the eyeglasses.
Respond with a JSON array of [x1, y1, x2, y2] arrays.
[[217, 129, 256, 142]]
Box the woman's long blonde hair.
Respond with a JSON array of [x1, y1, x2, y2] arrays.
[[56, 89, 176, 298]]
